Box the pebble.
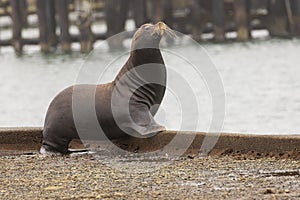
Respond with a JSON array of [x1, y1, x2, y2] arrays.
[[264, 188, 276, 194]]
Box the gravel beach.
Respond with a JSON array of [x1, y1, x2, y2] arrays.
[[1, 153, 299, 199]]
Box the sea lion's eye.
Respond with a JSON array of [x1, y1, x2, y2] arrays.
[[144, 26, 150, 31]]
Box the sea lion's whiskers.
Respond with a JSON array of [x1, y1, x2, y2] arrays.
[[151, 31, 157, 36], [165, 27, 176, 38]]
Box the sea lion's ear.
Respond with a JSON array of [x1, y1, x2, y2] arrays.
[[131, 28, 142, 43], [140, 23, 153, 29]]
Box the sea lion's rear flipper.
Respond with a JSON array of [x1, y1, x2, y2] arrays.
[[40, 145, 63, 155]]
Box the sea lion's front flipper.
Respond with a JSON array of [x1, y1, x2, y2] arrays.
[[133, 120, 166, 138], [128, 121, 166, 138], [127, 105, 166, 138]]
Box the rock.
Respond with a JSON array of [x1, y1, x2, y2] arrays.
[[44, 186, 64, 191], [264, 188, 276, 194]]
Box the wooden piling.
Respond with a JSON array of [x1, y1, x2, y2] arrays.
[[105, 0, 128, 36], [10, 0, 23, 53], [46, 0, 57, 47], [36, 0, 50, 52], [105, 0, 129, 49], [188, 0, 203, 41], [119, 0, 129, 32], [234, 0, 250, 41], [19, 0, 28, 28], [104, 0, 114, 37], [213, 0, 225, 42], [291, 0, 300, 36], [55, 0, 71, 52], [267, 0, 289, 37], [131, 0, 147, 27], [162, 0, 174, 27], [75, 0, 94, 53]]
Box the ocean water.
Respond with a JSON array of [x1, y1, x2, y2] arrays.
[[1, 36, 300, 135]]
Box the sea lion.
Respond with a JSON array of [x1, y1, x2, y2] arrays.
[[41, 22, 174, 154]]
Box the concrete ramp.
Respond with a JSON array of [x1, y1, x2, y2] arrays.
[[0, 127, 299, 158]]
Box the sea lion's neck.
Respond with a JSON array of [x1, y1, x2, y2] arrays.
[[115, 48, 165, 82], [113, 47, 166, 108], [129, 48, 165, 67]]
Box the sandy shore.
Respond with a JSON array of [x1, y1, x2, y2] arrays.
[[0, 128, 300, 199], [0, 153, 299, 199]]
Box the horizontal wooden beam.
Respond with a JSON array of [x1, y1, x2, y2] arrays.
[[0, 33, 108, 47]]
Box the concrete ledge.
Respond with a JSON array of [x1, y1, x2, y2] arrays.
[[0, 127, 42, 151], [0, 127, 299, 158]]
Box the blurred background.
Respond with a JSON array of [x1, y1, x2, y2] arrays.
[[0, 0, 300, 135], [1, 0, 300, 51]]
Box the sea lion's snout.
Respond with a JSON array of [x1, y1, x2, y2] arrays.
[[155, 22, 166, 36], [153, 22, 176, 38], [132, 22, 175, 49]]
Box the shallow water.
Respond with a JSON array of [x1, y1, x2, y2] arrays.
[[1, 37, 300, 135]]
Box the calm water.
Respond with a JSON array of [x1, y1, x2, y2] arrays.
[[1, 37, 300, 135]]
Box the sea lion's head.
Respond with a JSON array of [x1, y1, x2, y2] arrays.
[[131, 22, 174, 50]]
